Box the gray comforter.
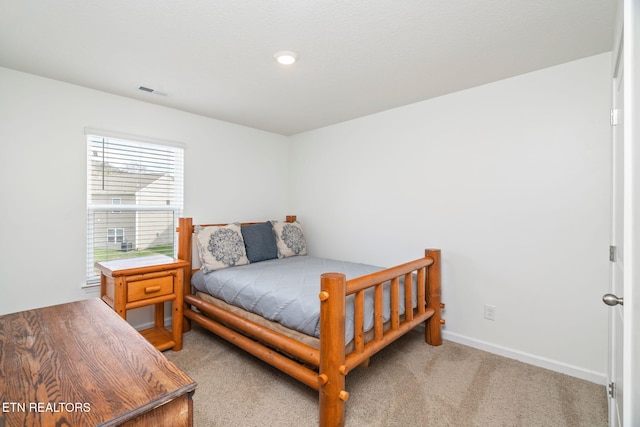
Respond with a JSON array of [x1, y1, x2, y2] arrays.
[[191, 255, 416, 344]]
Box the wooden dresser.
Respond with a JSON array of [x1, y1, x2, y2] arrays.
[[0, 299, 196, 426]]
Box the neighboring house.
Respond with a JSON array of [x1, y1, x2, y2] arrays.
[[136, 174, 177, 250], [89, 156, 175, 253]]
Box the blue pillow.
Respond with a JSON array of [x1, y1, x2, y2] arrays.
[[241, 222, 278, 263]]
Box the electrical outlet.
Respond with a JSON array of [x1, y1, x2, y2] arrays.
[[484, 304, 496, 321]]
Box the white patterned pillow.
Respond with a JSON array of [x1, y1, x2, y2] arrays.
[[272, 221, 307, 258], [194, 223, 250, 272]]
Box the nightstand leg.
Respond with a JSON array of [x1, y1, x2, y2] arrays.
[[154, 302, 164, 328], [173, 268, 184, 351], [115, 277, 127, 319]]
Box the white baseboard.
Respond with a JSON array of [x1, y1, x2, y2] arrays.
[[442, 330, 607, 385]]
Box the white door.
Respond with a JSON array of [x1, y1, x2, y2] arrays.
[[605, 1, 640, 426], [607, 8, 624, 423]]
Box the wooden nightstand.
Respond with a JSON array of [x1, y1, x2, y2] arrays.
[[96, 254, 190, 351]]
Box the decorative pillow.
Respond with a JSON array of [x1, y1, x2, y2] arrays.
[[194, 223, 249, 272], [271, 220, 307, 258], [241, 222, 278, 263]]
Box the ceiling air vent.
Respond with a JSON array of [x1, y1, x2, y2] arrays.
[[138, 86, 168, 96]]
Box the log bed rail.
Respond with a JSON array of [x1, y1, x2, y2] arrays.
[[176, 217, 443, 427]]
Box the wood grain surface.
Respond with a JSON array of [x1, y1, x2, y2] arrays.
[[0, 299, 195, 427]]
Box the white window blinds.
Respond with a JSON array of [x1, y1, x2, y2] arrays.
[[86, 132, 184, 284]]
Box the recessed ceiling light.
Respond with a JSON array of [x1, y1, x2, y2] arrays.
[[274, 51, 298, 65]]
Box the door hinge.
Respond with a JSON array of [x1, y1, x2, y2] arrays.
[[611, 109, 620, 126], [610, 246, 617, 262], [608, 382, 616, 398]]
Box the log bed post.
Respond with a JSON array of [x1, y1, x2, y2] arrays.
[[177, 217, 194, 332], [425, 249, 443, 346], [319, 273, 348, 427]]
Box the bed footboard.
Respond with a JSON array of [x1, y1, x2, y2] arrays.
[[318, 249, 442, 426]]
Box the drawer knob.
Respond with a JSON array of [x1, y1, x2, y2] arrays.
[[144, 286, 162, 294]]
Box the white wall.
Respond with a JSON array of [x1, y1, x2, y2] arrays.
[[289, 53, 612, 383], [0, 67, 290, 319]]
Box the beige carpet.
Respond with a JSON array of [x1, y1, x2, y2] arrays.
[[164, 325, 607, 426]]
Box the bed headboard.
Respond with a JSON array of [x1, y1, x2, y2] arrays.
[[176, 216, 297, 293]]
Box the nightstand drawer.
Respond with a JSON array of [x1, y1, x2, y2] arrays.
[[128, 274, 174, 302]]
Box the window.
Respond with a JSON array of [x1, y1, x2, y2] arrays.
[[107, 228, 125, 243], [86, 130, 184, 284], [111, 198, 121, 213]]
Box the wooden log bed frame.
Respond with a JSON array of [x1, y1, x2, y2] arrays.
[[176, 216, 444, 426]]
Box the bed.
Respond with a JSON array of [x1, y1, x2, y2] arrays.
[[176, 216, 444, 426]]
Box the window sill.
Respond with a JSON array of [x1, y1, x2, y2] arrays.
[[83, 279, 100, 289]]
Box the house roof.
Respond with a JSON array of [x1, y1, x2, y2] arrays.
[[89, 155, 168, 196], [0, 1, 617, 136]]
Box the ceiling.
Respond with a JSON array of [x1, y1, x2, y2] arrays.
[[0, 0, 617, 136]]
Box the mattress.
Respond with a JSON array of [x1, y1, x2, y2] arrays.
[[191, 255, 417, 344]]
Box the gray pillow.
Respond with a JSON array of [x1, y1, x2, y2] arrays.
[[241, 222, 278, 263]]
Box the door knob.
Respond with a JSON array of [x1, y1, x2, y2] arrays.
[[602, 293, 624, 306]]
